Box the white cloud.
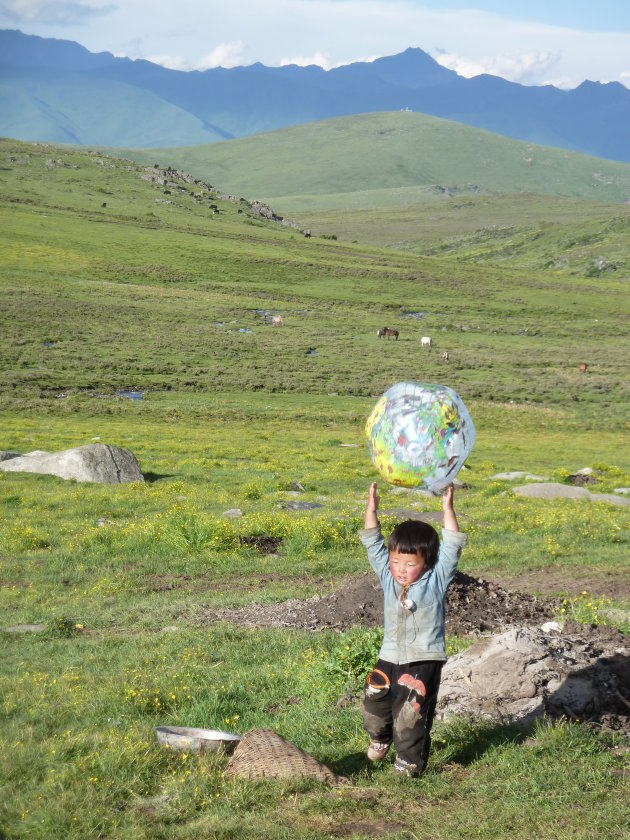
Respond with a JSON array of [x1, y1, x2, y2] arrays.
[[196, 40, 246, 70], [0, 0, 115, 25], [434, 49, 562, 86], [620, 71, 630, 89], [280, 51, 332, 69]]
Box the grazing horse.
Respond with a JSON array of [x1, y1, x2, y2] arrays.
[[421, 336, 432, 349], [377, 326, 399, 340]]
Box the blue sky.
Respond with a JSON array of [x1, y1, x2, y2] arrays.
[[1, 0, 629, 89]]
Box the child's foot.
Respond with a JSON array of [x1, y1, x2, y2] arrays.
[[393, 756, 420, 777], [367, 741, 391, 761]]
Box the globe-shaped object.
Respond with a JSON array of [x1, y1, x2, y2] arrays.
[[365, 382, 475, 491]]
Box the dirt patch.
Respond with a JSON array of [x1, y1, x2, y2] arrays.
[[238, 535, 283, 554], [486, 568, 629, 603], [202, 571, 561, 636]]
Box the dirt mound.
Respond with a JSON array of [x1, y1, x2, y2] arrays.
[[206, 571, 560, 635]]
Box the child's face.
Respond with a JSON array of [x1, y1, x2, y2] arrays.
[[389, 549, 427, 586]]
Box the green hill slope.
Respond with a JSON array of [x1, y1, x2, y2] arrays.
[[125, 111, 630, 206], [0, 72, 224, 147], [1, 137, 628, 423]]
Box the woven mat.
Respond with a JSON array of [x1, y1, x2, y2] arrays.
[[224, 728, 341, 782]]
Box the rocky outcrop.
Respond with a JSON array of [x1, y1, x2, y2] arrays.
[[437, 623, 630, 734], [0, 444, 143, 484]]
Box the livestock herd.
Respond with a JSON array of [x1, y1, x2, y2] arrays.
[[376, 327, 448, 360]]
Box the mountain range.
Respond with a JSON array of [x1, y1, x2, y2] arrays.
[[1, 28, 630, 162]]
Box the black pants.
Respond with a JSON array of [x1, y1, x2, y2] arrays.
[[361, 658, 443, 775]]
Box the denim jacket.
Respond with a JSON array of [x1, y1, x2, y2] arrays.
[[359, 524, 467, 664]]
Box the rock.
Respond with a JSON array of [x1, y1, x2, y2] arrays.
[[0, 444, 143, 484], [489, 471, 547, 481], [3, 623, 46, 633], [540, 621, 564, 634], [0, 451, 21, 462], [614, 488, 630, 495], [513, 482, 630, 505], [437, 625, 630, 732], [223, 508, 243, 518], [284, 501, 323, 511]]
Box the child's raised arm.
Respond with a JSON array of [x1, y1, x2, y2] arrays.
[[442, 484, 459, 532], [364, 481, 380, 529]]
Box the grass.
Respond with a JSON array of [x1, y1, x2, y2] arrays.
[[124, 111, 630, 205], [1, 137, 629, 838]]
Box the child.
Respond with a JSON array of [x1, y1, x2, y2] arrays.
[[358, 480, 466, 777]]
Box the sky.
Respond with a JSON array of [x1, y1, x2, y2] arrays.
[[1, 0, 630, 90]]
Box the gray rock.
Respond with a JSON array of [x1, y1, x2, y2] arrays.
[[588, 492, 630, 507], [3, 623, 46, 633], [490, 471, 547, 481], [614, 488, 630, 495], [0, 451, 21, 462], [223, 508, 243, 518], [540, 621, 564, 634], [0, 444, 143, 484], [285, 501, 323, 511], [514, 482, 590, 500], [513, 482, 630, 506], [437, 625, 629, 727]]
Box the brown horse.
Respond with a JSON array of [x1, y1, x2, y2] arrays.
[[377, 326, 399, 340]]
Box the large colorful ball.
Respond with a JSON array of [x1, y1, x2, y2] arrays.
[[365, 382, 475, 491]]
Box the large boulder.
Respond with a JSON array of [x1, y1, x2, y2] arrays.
[[436, 624, 630, 733], [0, 444, 143, 484], [514, 482, 630, 507]]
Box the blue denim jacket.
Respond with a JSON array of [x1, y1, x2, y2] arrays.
[[359, 525, 467, 664]]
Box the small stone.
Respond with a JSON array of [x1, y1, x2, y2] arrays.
[[3, 623, 46, 634], [223, 508, 243, 518], [540, 621, 563, 634]]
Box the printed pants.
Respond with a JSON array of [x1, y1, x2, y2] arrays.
[[361, 658, 443, 776]]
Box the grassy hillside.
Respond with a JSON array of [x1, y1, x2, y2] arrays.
[[122, 112, 630, 273], [2, 138, 629, 420], [125, 111, 630, 206], [0, 71, 225, 147], [1, 139, 629, 839]]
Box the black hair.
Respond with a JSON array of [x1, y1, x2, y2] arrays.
[[387, 519, 440, 569]]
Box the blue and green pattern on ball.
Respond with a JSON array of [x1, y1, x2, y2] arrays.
[[365, 381, 476, 490]]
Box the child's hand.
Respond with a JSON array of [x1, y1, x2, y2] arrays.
[[365, 481, 380, 529], [442, 484, 454, 511]]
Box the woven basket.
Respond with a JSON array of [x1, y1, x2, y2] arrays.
[[224, 728, 340, 782]]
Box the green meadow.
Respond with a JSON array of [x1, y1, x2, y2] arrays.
[[1, 136, 629, 839]]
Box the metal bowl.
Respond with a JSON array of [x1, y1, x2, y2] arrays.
[[154, 726, 241, 754]]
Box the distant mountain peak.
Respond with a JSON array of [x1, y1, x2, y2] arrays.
[[369, 47, 459, 88], [1, 28, 629, 162]]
